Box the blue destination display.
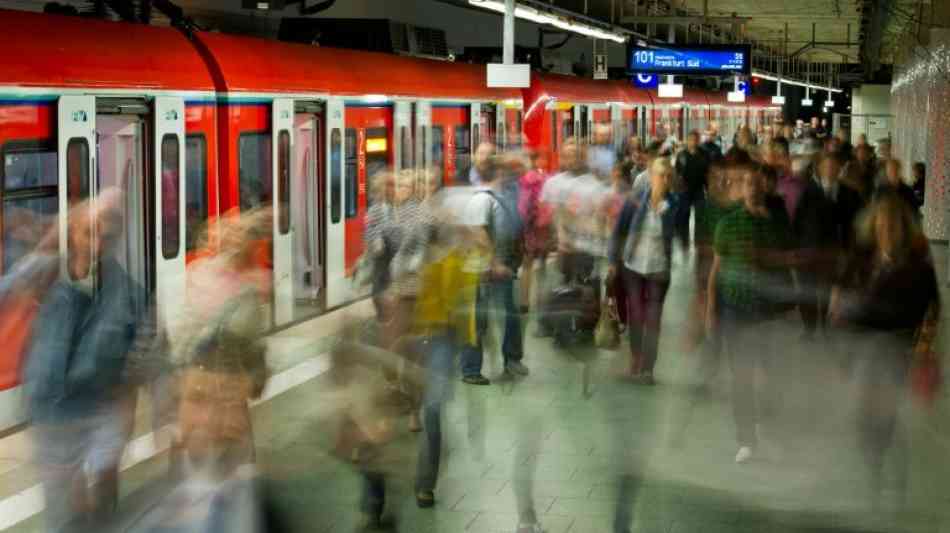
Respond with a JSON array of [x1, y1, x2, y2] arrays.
[[629, 45, 750, 75]]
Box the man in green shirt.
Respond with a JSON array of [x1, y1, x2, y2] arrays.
[[706, 162, 794, 465]]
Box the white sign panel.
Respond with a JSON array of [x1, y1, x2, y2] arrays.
[[801, 99, 814, 106], [594, 54, 608, 80], [487, 63, 531, 88], [771, 95, 786, 105], [658, 83, 683, 98], [727, 91, 746, 103]]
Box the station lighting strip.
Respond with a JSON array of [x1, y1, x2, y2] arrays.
[[468, 0, 628, 43], [751, 71, 843, 94]]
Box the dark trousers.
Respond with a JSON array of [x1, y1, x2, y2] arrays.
[[462, 278, 523, 376], [720, 305, 778, 448], [361, 470, 386, 518], [674, 192, 695, 247], [853, 330, 912, 503], [622, 268, 670, 374], [799, 271, 832, 335], [416, 334, 456, 493]]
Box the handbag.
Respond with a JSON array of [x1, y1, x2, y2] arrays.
[[594, 298, 621, 350]]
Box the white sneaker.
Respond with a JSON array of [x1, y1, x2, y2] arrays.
[[735, 446, 753, 464]]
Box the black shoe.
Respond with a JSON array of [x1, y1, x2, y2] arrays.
[[506, 361, 530, 376], [416, 490, 435, 508], [462, 375, 491, 385]]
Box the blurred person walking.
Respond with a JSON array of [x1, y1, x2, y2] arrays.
[[674, 130, 710, 247], [830, 192, 939, 508], [706, 163, 794, 464], [456, 142, 495, 186], [25, 194, 146, 532], [608, 158, 682, 385], [518, 151, 552, 315], [463, 157, 528, 381]]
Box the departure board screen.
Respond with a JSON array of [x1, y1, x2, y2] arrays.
[[629, 44, 751, 75]]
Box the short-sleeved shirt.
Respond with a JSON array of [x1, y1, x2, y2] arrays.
[[463, 187, 519, 271], [714, 207, 792, 316], [540, 171, 574, 207], [563, 173, 609, 255]]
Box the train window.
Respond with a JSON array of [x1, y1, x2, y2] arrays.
[[432, 126, 444, 176], [66, 138, 89, 206], [277, 130, 291, 235], [400, 126, 412, 169], [454, 125, 470, 174], [472, 124, 479, 150], [562, 120, 573, 142], [550, 111, 557, 151], [330, 128, 341, 224], [420, 126, 427, 168], [160, 134, 180, 260], [238, 132, 272, 211], [344, 128, 357, 219], [2, 143, 58, 273], [185, 135, 207, 252], [364, 127, 388, 209]]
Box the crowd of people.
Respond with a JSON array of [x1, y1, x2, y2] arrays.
[[0, 116, 941, 533]]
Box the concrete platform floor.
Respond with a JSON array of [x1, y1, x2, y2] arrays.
[[6, 246, 950, 532]]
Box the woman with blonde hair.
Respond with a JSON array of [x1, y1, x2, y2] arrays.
[[830, 191, 938, 508], [607, 157, 682, 385]]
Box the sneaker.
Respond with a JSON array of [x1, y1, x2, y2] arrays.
[[735, 446, 753, 464], [631, 371, 655, 386], [506, 361, 530, 376], [462, 374, 491, 385], [416, 490, 435, 508]]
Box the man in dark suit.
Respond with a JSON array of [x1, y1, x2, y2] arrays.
[[803, 152, 862, 338]]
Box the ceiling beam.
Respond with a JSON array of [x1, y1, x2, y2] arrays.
[[620, 15, 750, 25]]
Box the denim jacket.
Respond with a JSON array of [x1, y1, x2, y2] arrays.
[[608, 186, 682, 271]]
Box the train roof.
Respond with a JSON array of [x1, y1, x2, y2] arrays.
[[0, 9, 519, 101], [196, 31, 520, 101], [0, 9, 216, 92], [533, 72, 652, 105]]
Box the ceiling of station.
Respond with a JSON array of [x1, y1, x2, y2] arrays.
[[547, 0, 864, 63]]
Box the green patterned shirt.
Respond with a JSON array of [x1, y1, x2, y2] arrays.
[[714, 206, 793, 314]]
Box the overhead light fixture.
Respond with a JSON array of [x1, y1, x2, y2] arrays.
[[469, 0, 627, 43], [772, 96, 786, 105], [802, 87, 812, 106], [752, 71, 843, 94]]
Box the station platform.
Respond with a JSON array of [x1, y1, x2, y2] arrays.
[[3, 247, 950, 533]]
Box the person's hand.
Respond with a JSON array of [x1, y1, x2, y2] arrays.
[[492, 264, 513, 280], [606, 265, 618, 284]]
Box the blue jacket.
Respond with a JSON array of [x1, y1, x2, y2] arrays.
[[24, 257, 143, 423], [608, 186, 682, 270]]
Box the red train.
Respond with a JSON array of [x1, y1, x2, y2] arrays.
[[0, 9, 781, 429]]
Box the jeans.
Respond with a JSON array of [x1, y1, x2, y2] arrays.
[[416, 334, 456, 493], [622, 268, 670, 374], [462, 277, 523, 375], [361, 470, 386, 518], [719, 305, 778, 448]]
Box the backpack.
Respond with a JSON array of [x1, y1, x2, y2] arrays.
[[478, 189, 524, 271]]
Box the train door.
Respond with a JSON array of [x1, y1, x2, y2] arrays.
[[325, 97, 346, 308], [415, 101, 432, 173], [394, 101, 412, 172], [271, 99, 294, 326], [505, 107, 522, 151], [431, 105, 469, 184], [345, 103, 394, 283], [57, 96, 97, 285], [480, 104, 496, 147], [292, 103, 324, 309], [94, 99, 149, 320], [610, 104, 623, 154], [574, 105, 587, 143], [469, 103, 482, 149], [494, 104, 506, 151]]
